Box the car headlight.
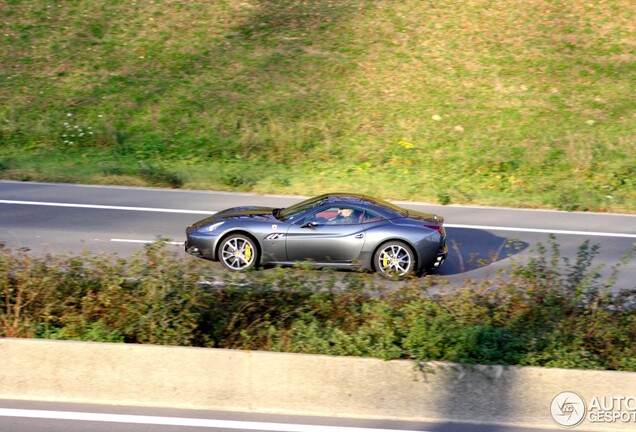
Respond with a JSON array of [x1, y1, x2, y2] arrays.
[[199, 221, 225, 233]]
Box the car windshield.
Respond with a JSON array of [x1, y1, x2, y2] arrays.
[[276, 195, 327, 222]]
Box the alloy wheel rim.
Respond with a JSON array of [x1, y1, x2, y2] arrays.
[[222, 238, 254, 269], [378, 245, 411, 275]]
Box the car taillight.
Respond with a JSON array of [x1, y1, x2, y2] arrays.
[[425, 225, 444, 235]]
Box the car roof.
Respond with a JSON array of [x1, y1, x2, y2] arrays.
[[316, 193, 408, 217], [318, 193, 366, 203]]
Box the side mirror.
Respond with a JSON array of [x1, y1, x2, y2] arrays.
[[301, 221, 319, 229]]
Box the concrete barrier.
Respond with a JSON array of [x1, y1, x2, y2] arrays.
[[1, 338, 635, 430]]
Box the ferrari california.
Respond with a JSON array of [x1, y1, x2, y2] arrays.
[[185, 193, 447, 279]]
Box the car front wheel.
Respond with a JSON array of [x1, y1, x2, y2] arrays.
[[219, 234, 259, 271], [374, 241, 415, 279]]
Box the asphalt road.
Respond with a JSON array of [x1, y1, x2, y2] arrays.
[[0, 181, 633, 431], [0, 399, 579, 432], [1, 180, 635, 291]]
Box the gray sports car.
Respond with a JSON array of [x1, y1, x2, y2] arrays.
[[185, 193, 447, 278]]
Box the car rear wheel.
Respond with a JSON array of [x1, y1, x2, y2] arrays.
[[219, 234, 259, 271], [374, 241, 415, 279]]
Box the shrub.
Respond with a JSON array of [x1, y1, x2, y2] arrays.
[[1, 239, 634, 371]]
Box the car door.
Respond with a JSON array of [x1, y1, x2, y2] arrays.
[[285, 206, 366, 263]]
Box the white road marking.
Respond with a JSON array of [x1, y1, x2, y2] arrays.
[[445, 224, 636, 239], [0, 408, 425, 432], [2, 199, 635, 239], [0, 200, 216, 215], [111, 238, 183, 245]]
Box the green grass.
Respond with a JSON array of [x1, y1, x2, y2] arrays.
[[1, 0, 634, 212]]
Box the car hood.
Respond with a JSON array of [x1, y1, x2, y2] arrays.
[[214, 206, 277, 219], [189, 206, 277, 229]]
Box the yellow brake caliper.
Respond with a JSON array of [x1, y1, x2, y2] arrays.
[[382, 251, 389, 269], [244, 242, 252, 262]]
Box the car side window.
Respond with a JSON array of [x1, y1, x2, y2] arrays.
[[323, 207, 362, 225], [314, 208, 339, 223], [296, 206, 380, 225], [291, 208, 333, 226], [360, 209, 385, 223]]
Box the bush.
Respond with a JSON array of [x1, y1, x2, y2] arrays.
[[1, 238, 634, 370]]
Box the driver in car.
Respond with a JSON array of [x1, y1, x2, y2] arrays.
[[327, 208, 358, 224]]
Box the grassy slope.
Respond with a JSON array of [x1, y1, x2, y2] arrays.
[[1, 0, 634, 212]]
